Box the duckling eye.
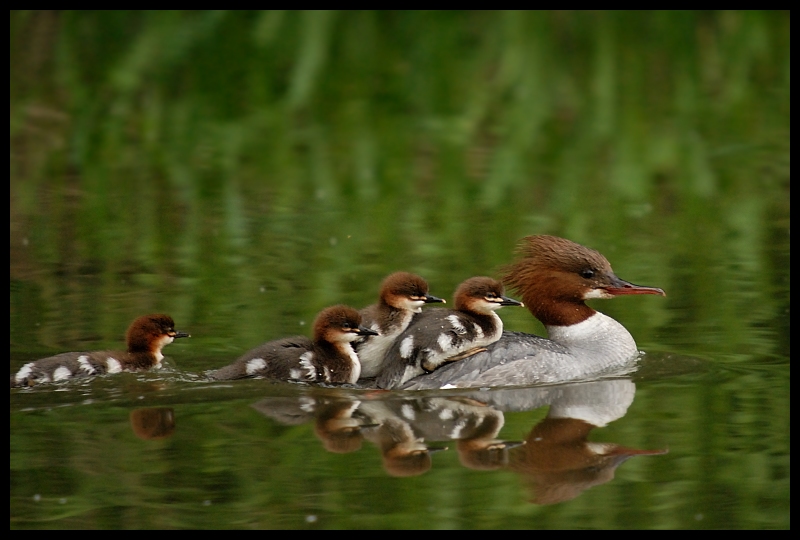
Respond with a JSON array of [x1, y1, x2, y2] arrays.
[[581, 269, 595, 279]]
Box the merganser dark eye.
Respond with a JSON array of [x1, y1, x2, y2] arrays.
[[395, 235, 666, 391]]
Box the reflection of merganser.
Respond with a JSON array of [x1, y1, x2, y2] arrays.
[[377, 277, 523, 389], [510, 416, 668, 505], [209, 305, 378, 384], [356, 272, 445, 379], [400, 236, 665, 390], [11, 314, 189, 388]]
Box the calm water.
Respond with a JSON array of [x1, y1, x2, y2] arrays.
[[10, 11, 789, 529]]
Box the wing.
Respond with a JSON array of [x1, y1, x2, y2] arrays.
[[10, 351, 116, 387], [208, 336, 313, 380], [400, 331, 566, 389]]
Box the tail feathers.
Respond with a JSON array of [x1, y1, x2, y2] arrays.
[[207, 358, 269, 381]]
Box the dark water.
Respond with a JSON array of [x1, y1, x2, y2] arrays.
[[10, 11, 789, 529]]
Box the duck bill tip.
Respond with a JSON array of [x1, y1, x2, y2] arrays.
[[358, 327, 380, 337], [606, 285, 666, 297]]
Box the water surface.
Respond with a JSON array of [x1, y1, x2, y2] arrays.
[[10, 10, 789, 529]]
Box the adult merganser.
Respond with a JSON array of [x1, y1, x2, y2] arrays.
[[376, 276, 524, 389], [11, 314, 190, 388], [208, 305, 378, 384], [399, 235, 666, 390], [355, 272, 445, 378]]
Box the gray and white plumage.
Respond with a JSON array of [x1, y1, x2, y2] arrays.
[[376, 276, 523, 389], [355, 272, 445, 379], [11, 314, 189, 388], [209, 305, 378, 384], [396, 235, 665, 390]]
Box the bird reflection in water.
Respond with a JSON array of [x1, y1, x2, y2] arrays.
[[129, 408, 176, 441], [251, 379, 667, 502], [509, 415, 668, 505]]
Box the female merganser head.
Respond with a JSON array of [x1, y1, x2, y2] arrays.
[[208, 305, 378, 384], [503, 235, 665, 326], [399, 236, 666, 390], [11, 314, 190, 388], [356, 272, 445, 379], [376, 276, 523, 389]]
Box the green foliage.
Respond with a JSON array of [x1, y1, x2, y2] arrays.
[[10, 10, 789, 529]]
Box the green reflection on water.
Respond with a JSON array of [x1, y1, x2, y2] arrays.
[[10, 10, 789, 529]]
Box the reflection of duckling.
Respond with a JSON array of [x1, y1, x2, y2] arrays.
[[313, 399, 377, 454], [452, 410, 525, 471], [357, 401, 448, 477], [509, 417, 667, 505], [457, 439, 525, 471], [129, 408, 176, 441], [250, 396, 318, 425], [384, 396, 524, 471], [370, 418, 447, 477], [250, 394, 377, 454]]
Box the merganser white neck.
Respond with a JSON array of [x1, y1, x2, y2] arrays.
[[545, 311, 639, 365], [399, 311, 643, 390]]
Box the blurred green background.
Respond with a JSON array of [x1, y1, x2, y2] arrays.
[[10, 10, 789, 529]]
